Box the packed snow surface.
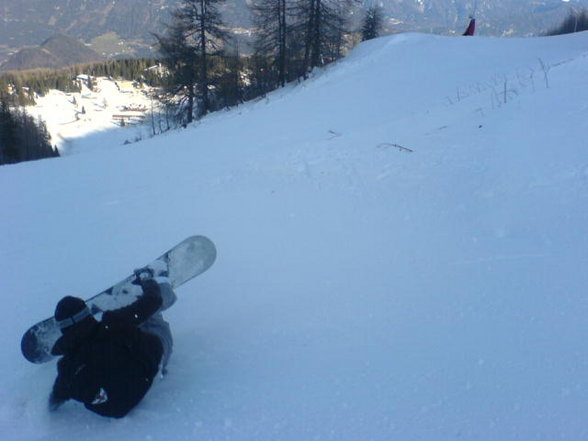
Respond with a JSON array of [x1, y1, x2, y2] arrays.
[[1, 32, 588, 440], [26, 77, 152, 153]]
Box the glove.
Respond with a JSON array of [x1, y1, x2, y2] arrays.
[[138, 278, 161, 299]]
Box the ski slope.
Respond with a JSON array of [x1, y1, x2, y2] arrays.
[[1, 32, 588, 440], [26, 77, 152, 153]]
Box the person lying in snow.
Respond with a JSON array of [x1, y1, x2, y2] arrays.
[[48, 268, 175, 418]]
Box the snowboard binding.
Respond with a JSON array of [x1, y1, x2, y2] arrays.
[[133, 260, 169, 283]]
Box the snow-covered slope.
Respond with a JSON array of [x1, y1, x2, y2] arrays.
[[1, 32, 588, 441], [27, 76, 152, 154]]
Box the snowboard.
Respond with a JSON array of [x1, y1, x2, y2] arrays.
[[21, 235, 216, 364]]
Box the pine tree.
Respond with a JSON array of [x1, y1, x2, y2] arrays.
[[252, 0, 289, 87], [0, 99, 19, 163], [155, 0, 230, 123], [547, 9, 588, 35], [0, 98, 58, 165], [216, 40, 245, 109], [291, 0, 357, 77], [361, 5, 384, 41], [155, 15, 200, 125]]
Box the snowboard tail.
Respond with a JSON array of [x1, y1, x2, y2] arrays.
[[21, 235, 216, 364]]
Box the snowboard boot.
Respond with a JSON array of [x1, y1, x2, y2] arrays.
[[157, 280, 177, 310]]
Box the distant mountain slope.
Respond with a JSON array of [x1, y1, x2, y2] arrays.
[[0, 34, 104, 71], [0, 0, 584, 66], [0, 0, 185, 65], [378, 0, 588, 36]]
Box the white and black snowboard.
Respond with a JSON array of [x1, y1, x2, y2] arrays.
[[21, 235, 216, 364]]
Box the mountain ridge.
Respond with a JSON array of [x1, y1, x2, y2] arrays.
[[0, 0, 584, 67], [0, 34, 104, 71]]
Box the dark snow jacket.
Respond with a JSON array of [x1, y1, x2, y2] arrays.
[[49, 280, 164, 418]]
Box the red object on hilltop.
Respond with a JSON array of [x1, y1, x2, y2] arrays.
[[463, 18, 476, 36]]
